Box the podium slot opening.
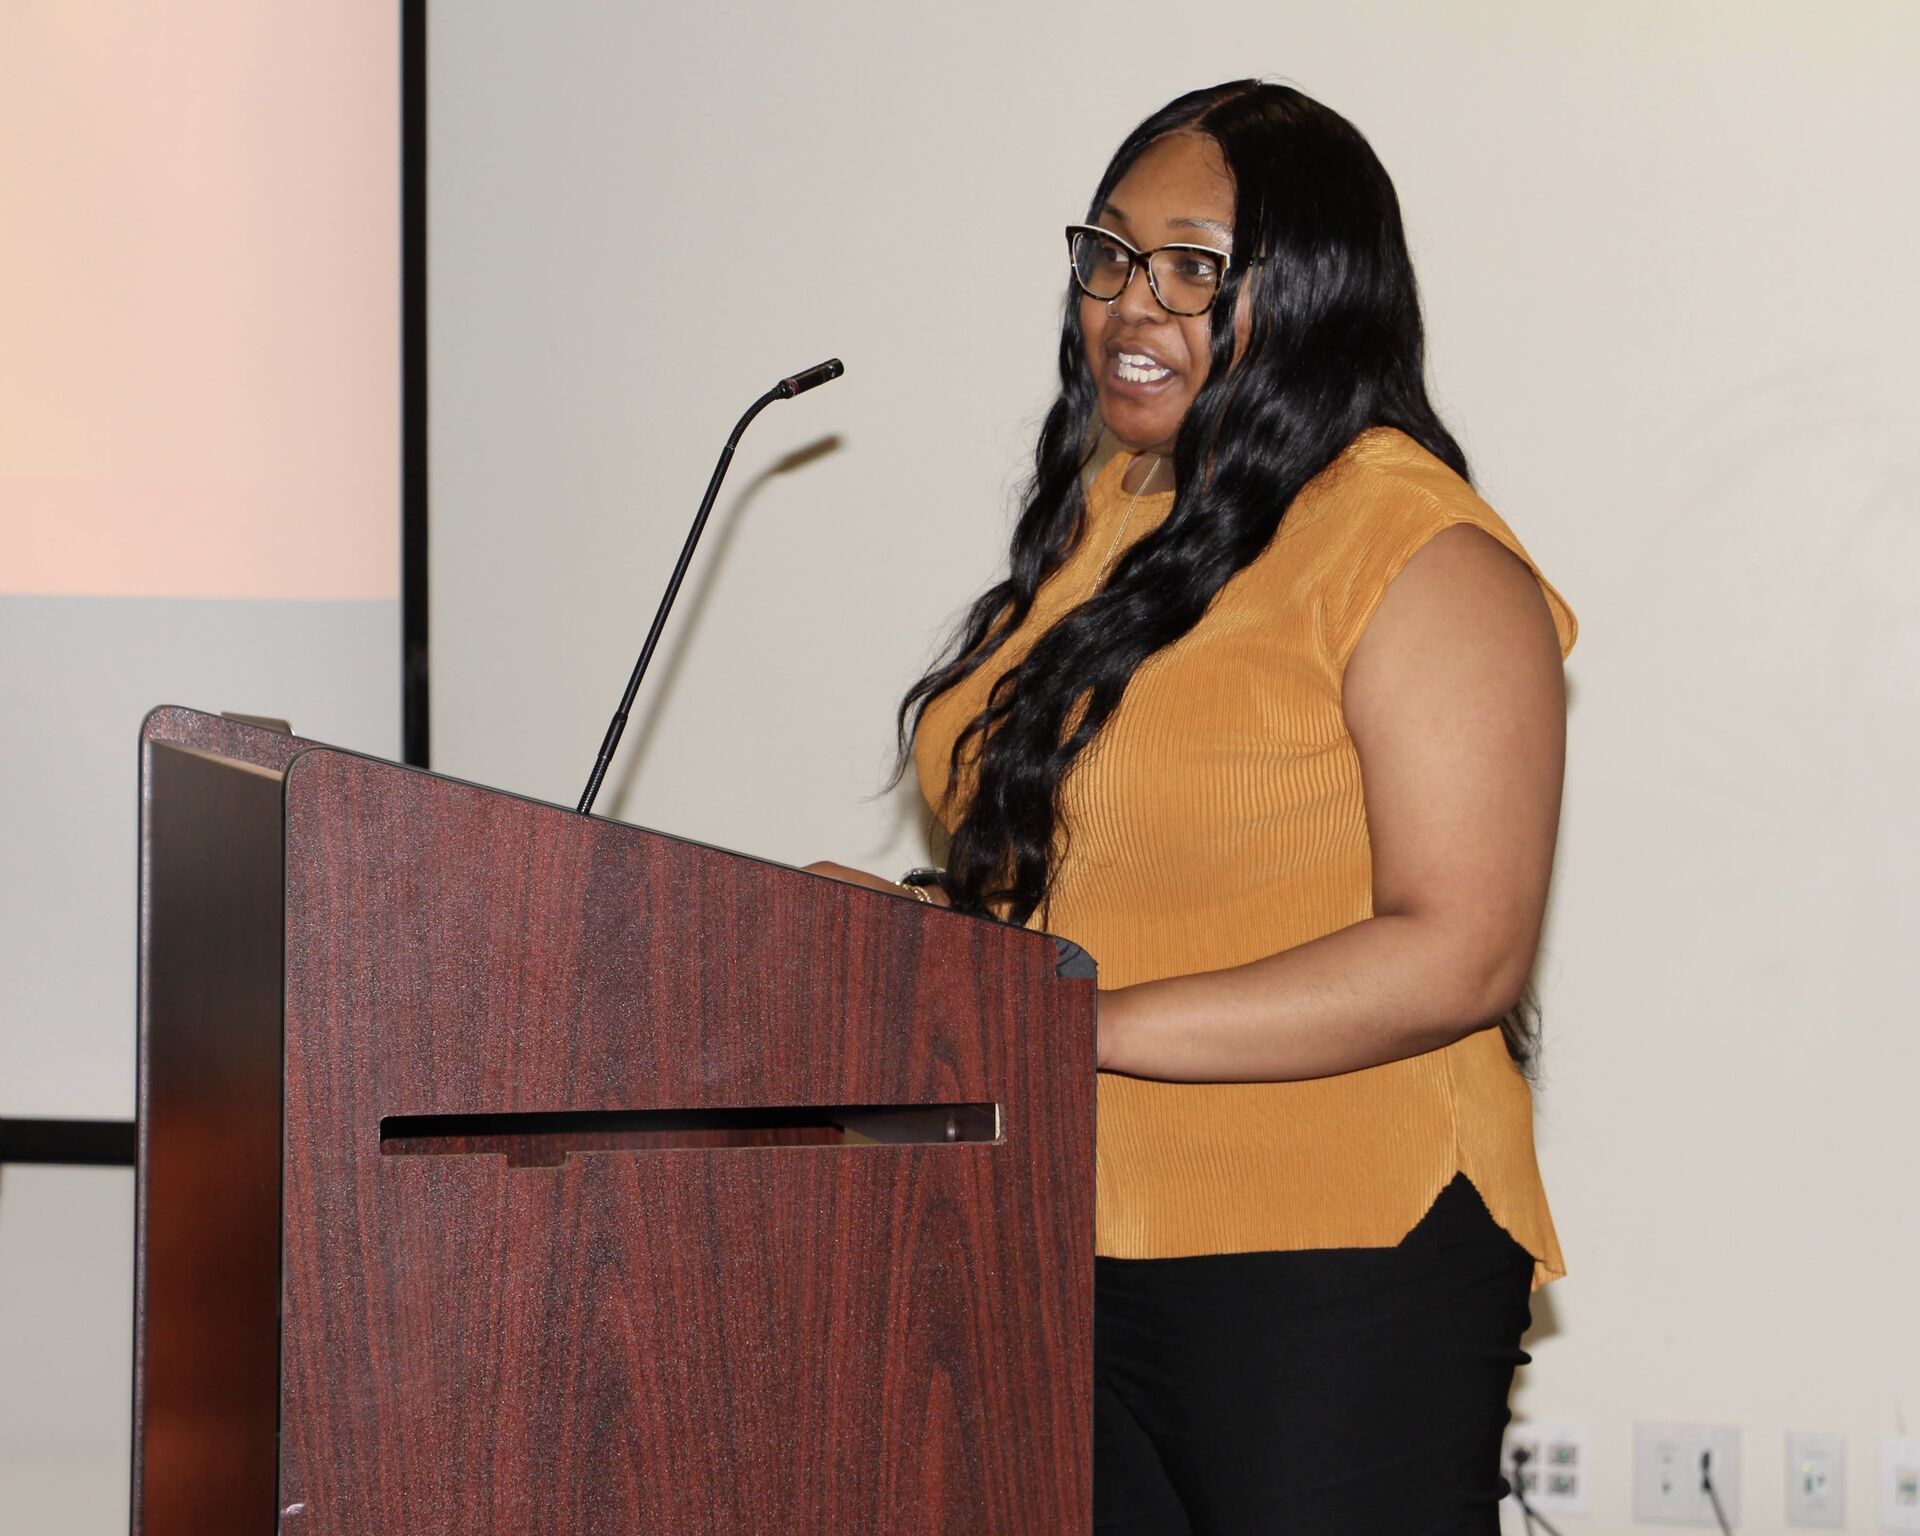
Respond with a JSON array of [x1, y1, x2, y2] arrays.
[[378, 1104, 1002, 1168]]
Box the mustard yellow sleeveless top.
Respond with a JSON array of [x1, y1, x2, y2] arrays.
[[914, 427, 1578, 1285]]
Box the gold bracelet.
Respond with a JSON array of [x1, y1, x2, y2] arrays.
[[894, 880, 933, 904]]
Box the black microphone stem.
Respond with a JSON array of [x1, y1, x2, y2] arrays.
[[575, 385, 778, 816], [576, 357, 843, 817]]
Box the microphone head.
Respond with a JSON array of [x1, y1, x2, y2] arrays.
[[776, 358, 845, 399]]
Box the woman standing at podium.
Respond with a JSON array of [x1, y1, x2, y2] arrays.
[[813, 79, 1575, 1534]]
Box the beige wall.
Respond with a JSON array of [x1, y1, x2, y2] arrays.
[[431, 4, 1920, 1532], [0, 1168, 132, 1530]]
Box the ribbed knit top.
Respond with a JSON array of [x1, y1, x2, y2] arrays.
[[914, 427, 1578, 1284]]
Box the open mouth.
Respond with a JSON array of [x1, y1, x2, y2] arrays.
[[1114, 350, 1172, 384]]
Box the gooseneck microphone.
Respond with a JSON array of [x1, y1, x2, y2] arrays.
[[776, 358, 844, 397], [576, 359, 845, 817]]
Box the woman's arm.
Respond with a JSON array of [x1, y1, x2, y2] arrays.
[[1097, 523, 1568, 1081]]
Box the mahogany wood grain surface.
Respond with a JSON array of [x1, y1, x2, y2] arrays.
[[279, 747, 1096, 1534]]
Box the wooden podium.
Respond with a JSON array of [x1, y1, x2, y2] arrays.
[[133, 706, 1096, 1535]]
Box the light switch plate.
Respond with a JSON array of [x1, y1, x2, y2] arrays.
[[1784, 1432, 1845, 1527], [1882, 1437, 1920, 1531], [1633, 1420, 1741, 1526]]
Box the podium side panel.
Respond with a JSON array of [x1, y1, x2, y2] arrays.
[[133, 741, 286, 1536]]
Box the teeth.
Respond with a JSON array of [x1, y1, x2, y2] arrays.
[[1116, 352, 1170, 383]]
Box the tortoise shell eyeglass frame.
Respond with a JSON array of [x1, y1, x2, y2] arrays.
[[1063, 223, 1267, 317]]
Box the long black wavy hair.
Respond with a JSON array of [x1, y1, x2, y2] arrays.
[[896, 81, 1541, 1068]]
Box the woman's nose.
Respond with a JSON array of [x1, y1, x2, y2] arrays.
[[1112, 258, 1165, 322]]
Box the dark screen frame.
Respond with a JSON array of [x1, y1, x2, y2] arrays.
[[402, 0, 429, 769]]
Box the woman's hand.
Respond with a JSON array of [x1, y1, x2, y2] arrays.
[[803, 861, 951, 907]]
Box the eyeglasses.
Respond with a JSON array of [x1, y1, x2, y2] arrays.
[[1064, 224, 1253, 317]]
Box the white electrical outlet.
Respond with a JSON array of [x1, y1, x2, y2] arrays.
[[1784, 1432, 1845, 1527], [1882, 1436, 1920, 1531], [1633, 1421, 1741, 1526], [1503, 1419, 1593, 1516]]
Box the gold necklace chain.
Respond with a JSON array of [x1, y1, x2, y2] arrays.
[[1089, 454, 1164, 596]]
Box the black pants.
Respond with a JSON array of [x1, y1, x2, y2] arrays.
[[1094, 1175, 1533, 1536]]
